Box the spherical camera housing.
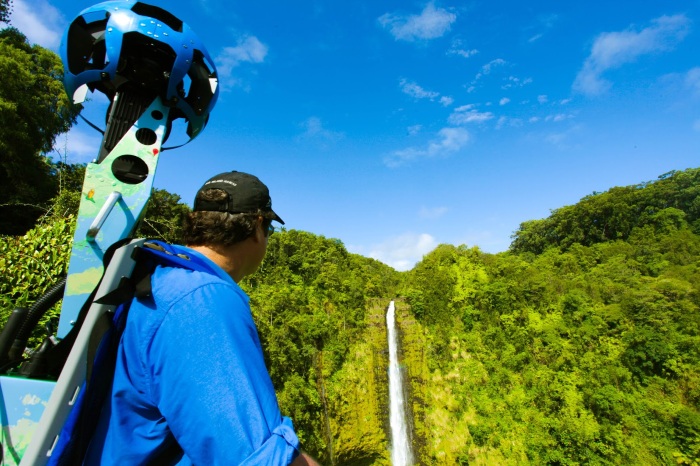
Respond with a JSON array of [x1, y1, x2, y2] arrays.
[[61, 0, 219, 142]]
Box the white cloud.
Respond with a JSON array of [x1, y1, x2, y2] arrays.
[[50, 128, 102, 163], [495, 116, 523, 129], [448, 105, 495, 125], [22, 394, 42, 406], [574, 14, 690, 96], [419, 206, 448, 219], [407, 124, 423, 135], [469, 59, 509, 90], [429, 127, 470, 152], [499, 97, 510, 106], [400, 78, 439, 100], [385, 127, 470, 167], [379, 2, 456, 42], [501, 76, 532, 89], [685, 67, 700, 96], [297, 116, 343, 143], [361, 233, 438, 271], [450, 48, 478, 58], [440, 96, 454, 106], [496, 116, 523, 129], [8, 0, 64, 49], [527, 13, 559, 43], [481, 58, 507, 75], [399, 79, 453, 106], [537, 95, 548, 104], [545, 113, 575, 122], [215, 35, 268, 86], [448, 39, 478, 58]]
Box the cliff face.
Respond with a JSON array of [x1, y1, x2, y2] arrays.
[[327, 299, 391, 466], [390, 299, 477, 465], [393, 299, 429, 465], [325, 298, 437, 466]]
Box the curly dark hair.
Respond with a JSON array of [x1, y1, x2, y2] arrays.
[[182, 189, 273, 247]]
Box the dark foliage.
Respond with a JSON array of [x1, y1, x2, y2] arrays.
[[402, 167, 700, 463], [510, 168, 700, 254], [0, 28, 81, 235]]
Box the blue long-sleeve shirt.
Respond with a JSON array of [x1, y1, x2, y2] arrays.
[[85, 246, 300, 465]]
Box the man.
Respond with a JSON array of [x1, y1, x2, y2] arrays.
[[86, 171, 320, 465]]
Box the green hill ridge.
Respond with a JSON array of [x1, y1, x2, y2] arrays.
[[2, 167, 699, 464]]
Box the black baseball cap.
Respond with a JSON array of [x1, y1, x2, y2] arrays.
[[193, 171, 284, 224]]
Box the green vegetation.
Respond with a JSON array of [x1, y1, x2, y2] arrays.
[[0, 216, 74, 346], [400, 168, 700, 465], [0, 16, 698, 462], [0, 28, 80, 235], [0, 20, 700, 465], [241, 230, 400, 462], [4, 167, 697, 464], [1, 220, 403, 465], [510, 169, 700, 254], [0, 0, 12, 24]]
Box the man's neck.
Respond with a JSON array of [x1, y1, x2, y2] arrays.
[[187, 244, 245, 283]]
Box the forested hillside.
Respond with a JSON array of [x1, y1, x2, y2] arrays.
[[510, 168, 700, 254], [400, 167, 700, 464], [2, 168, 699, 465], [241, 230, 401, 461], [0, 216, 403, 464], [2, 7, 697, 463], [0, 27, 80, 235]]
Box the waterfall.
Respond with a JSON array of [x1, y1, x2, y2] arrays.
[[387, 300, 413, 466]]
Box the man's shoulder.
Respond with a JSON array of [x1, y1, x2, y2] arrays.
[[152, 264, 240, 302], [144, 242, 233, 292]]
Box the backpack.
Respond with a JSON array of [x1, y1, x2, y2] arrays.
[[33, 240, 218, 465]]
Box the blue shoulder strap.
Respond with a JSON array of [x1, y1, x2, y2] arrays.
[[139, 240, 220, 277]]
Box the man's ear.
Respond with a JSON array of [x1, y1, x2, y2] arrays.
[[251, 216, 265, 242]]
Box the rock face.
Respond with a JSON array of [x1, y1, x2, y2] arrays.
[[324, 298, 430, 466], [326, 299, 391, 466], [393, 299, 429, 465]]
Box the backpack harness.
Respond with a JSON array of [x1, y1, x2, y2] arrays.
[[47, 239, 218, 465]]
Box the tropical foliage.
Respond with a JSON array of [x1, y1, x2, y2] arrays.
[[0, 216, 402, 464], [510, 169, 700, 254], [0, 9, 700, 465], [0, 15, 698, 463], [4, 168, 698, 465], [0, 28, 81, 234], [0, 0, 11, 24], [400, 168, 700, 465], [0, 216, 74, 345], [241, 230, 401, 461]]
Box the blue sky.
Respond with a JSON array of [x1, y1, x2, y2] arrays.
[[12, 0, 700, 270]]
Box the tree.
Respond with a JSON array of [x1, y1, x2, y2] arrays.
[[48, 162, 87, 219], [0, 28, 80, 235], [0, 0, 11, 24], [395, 169, 700, 463], [43, 162, 190, 243], [135, 188, 190, 243], [510, 168, 700, 254]]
